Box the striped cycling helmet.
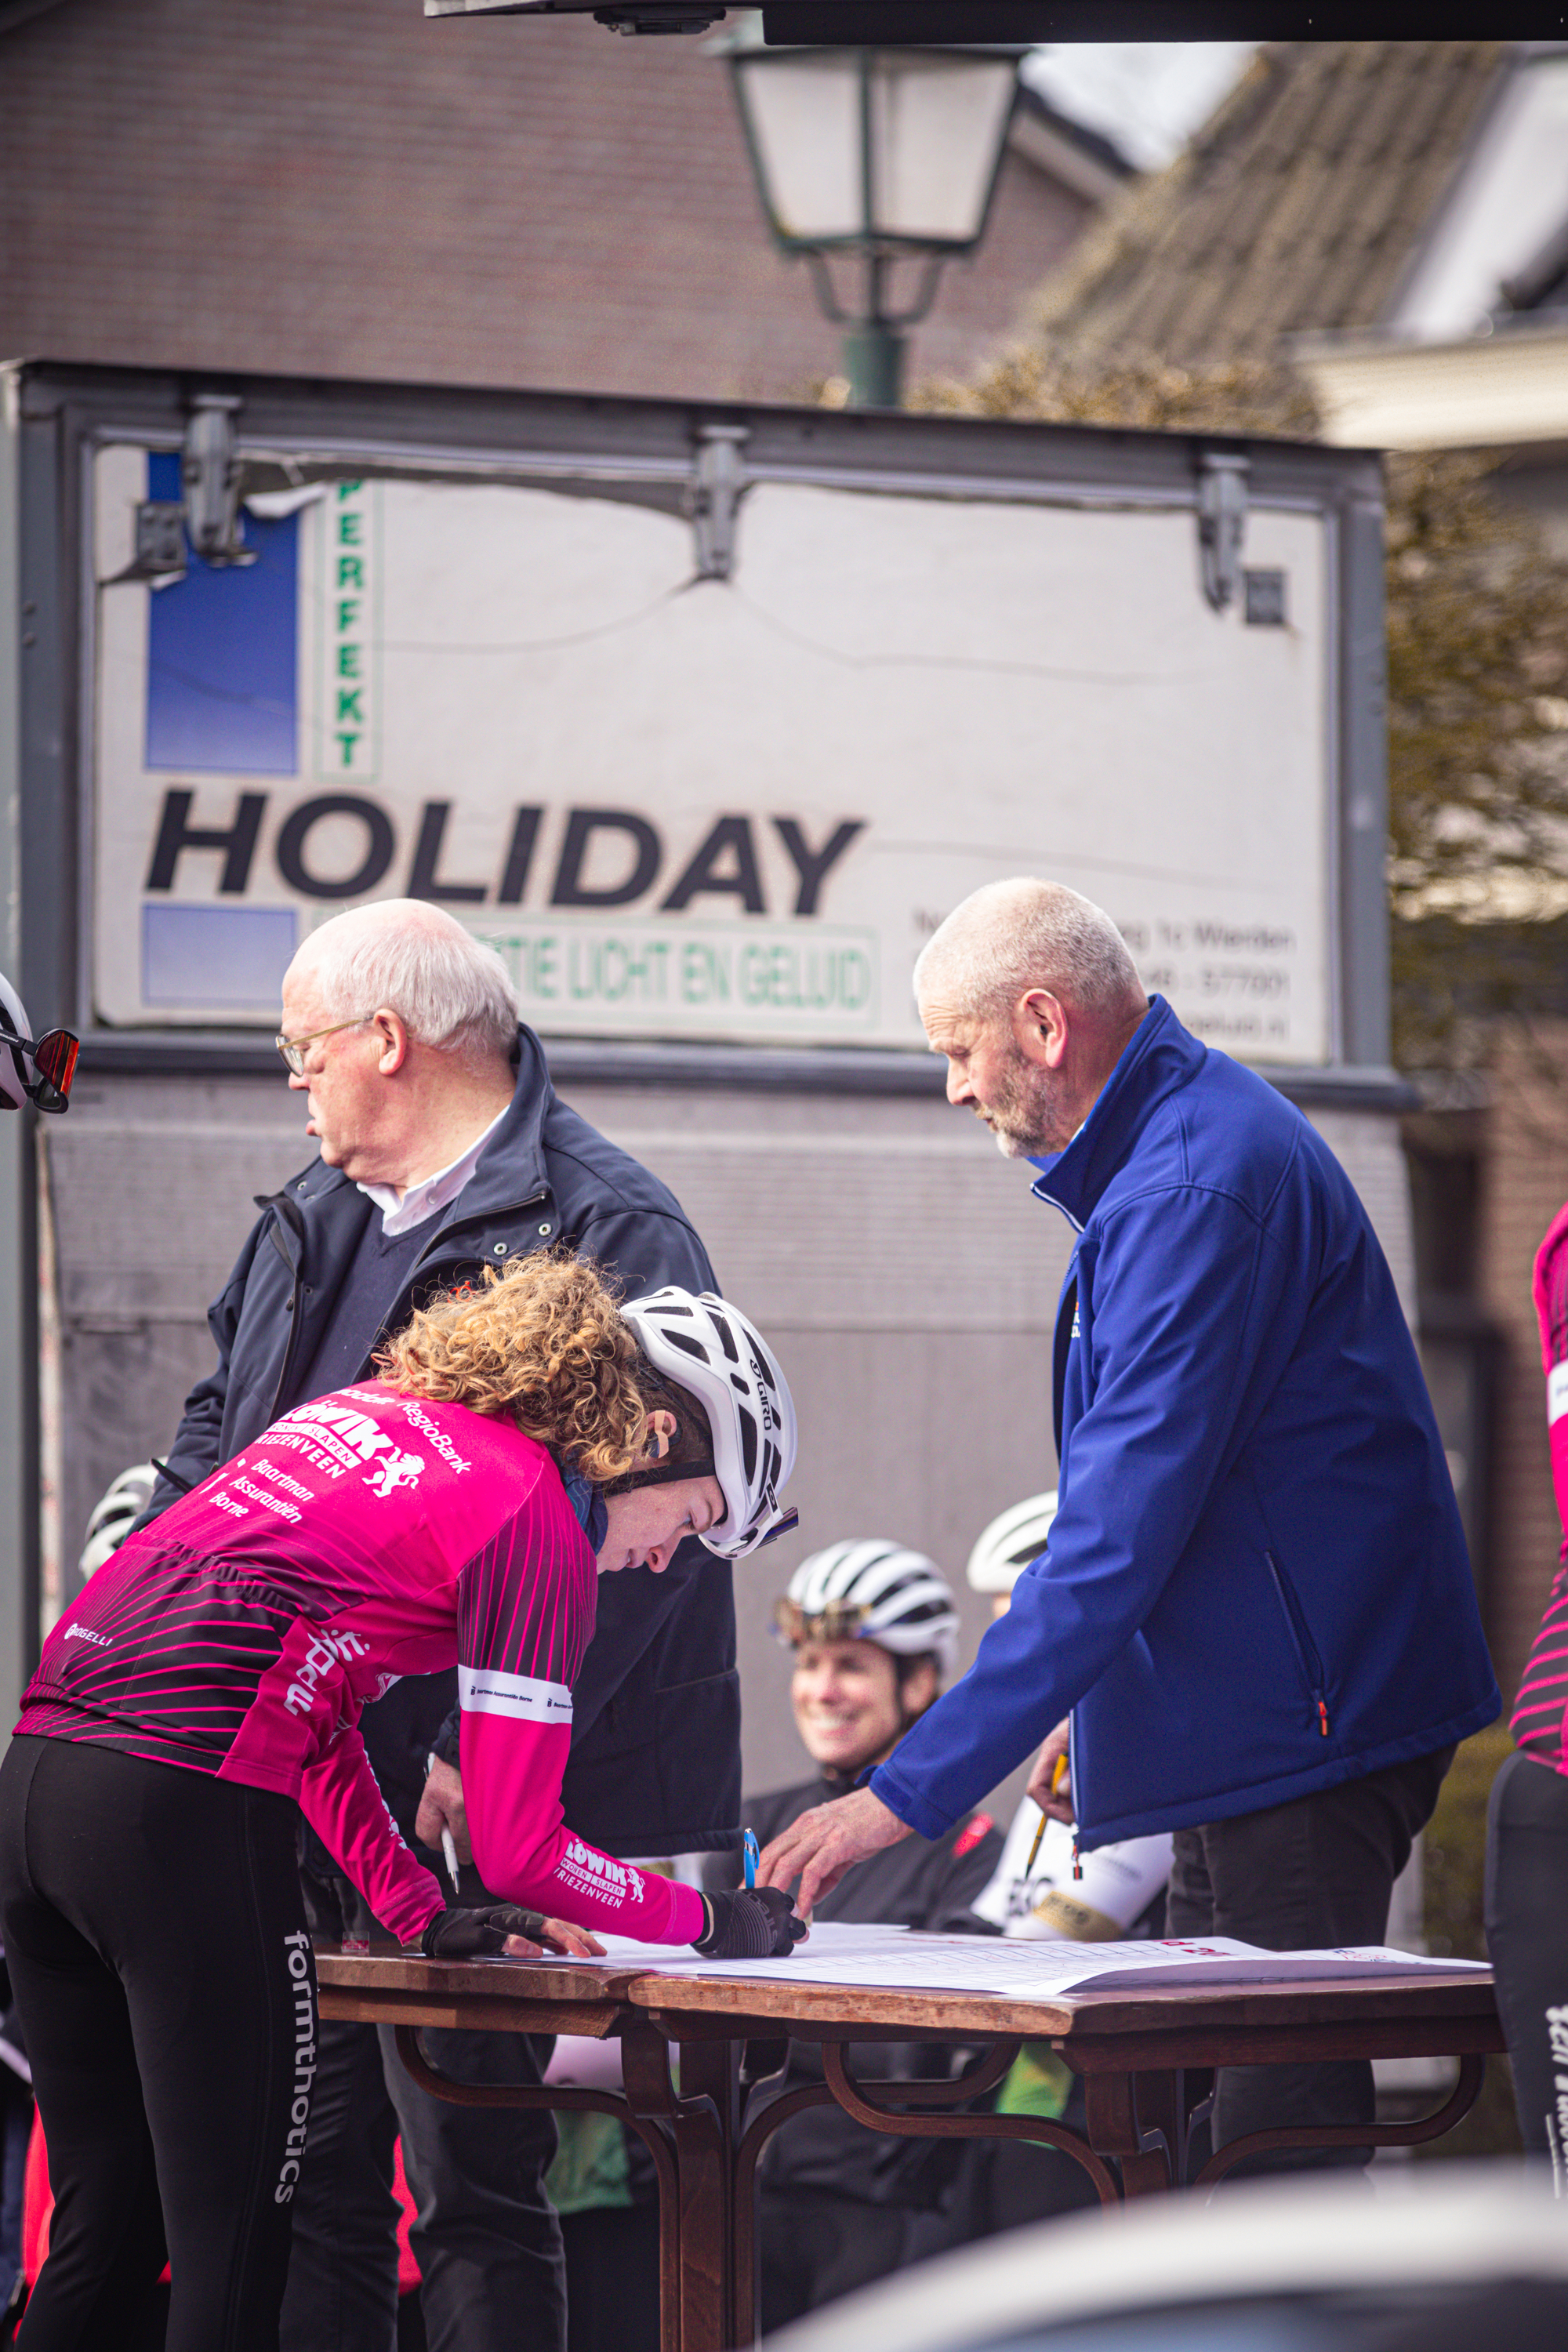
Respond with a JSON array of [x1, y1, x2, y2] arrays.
[[620, 1287, 798, 1561], [777, 1540, 960, 1678], [965, 1490, 1059, 1595], [78, 1463, 158, 1579]]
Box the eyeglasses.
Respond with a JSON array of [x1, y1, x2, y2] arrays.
[[2, 1026, 80, 1115], [274, 1016, 372, 1076]]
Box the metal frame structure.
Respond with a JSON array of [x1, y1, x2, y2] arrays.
[[8, 360, 1393, 1074]]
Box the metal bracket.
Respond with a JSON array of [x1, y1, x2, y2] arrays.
[[181, 392, 256, 568], [129, 500, 187, 583], [1196, 452, 1249, 612], [127, 392, 256, 580], [689, 424, 749, 582]]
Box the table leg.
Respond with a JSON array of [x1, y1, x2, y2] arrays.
[[1082, 2071, 1174, 2196], [678, 2039, 739, 2352], [731, 2080, 837, 2348], [622, 2018, 737, 2352], [392, 2021, 686, 2352], [1178, 2068, 1216, 2187]]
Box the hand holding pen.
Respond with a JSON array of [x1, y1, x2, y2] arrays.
[[426, 1750, 463, 1896], [1025, 1755, 1071, 1875]]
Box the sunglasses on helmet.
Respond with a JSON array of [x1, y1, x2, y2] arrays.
[[774, 1591, 863, 1646], [3, 1025, 81, 1114]]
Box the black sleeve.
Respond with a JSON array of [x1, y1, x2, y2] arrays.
[[560, 1203, 720, 1751], [561, 1200, 717, 1741], [130, 1215, 267, 1532], [701, 1846, 743, 1896], [701, 1784, 814, 1896]]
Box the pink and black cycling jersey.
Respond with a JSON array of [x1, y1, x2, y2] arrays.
[[1514, 1205, 1568, 1774], [16, 1381, 705, 1948]]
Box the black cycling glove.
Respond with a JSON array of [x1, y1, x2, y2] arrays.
[[417, 1904, 550, 1959], [692, 1886, 808, 1960]]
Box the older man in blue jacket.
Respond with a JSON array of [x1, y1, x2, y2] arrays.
[[762, 877, 1499, 2171]]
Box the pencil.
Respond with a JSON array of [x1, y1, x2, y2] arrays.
[[1025, 1755, 1070, 1875]]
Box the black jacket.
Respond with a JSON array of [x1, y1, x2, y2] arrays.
[[141, 1025, 739, 1856], [704, 1768, 1004, 2208]]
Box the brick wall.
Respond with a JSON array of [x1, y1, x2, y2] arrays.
[[0, 0, 1094, 402], [1476, 1025, 1568, 1700]]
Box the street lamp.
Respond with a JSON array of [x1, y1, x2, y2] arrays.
[[719, 23, 1025, 408]]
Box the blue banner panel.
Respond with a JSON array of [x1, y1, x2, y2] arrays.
[[144, 452, 299, 775], [142, 903, 299, 1008]]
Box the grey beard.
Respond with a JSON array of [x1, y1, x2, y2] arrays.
[[985, 1060, 1063, 1158]]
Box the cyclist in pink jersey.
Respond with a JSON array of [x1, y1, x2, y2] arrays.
[[1486, 1199, 1568, 2187], [0, 1257, 803, 2352]]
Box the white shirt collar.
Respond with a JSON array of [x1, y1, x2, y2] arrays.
[[358, 1105, 509, 1238]]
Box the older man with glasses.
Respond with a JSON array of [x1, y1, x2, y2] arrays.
[[125, 897, 733, 2352]]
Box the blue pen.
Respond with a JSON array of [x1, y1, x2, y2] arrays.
[[743, 1828, 760, 1889]]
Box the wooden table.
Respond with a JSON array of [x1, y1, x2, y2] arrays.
[[317, 1951, 1501, 2352]]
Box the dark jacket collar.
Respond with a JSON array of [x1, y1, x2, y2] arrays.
[[1030, 996, 1205, 1232], [285, 1023, 556, 1234], [435, 1022, 554, 1228]]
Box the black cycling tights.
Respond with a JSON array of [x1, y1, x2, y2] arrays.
[[1486, 1746, 1568, 2192], [0, 1735, 316, 2350]]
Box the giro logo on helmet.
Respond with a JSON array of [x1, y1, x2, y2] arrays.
[[750, 1353, 777, 1430]]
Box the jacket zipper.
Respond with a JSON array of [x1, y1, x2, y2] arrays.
[[1068, 1711, 1083, 1878], [1265, 1550, 1331, 1738], [263, 1195, 310, 1420]]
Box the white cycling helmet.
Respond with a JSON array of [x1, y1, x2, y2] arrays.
[[1, 971, 78, 1114], [619, 1287, 798, 1561], [966, 1490, 1059, 1595], [777, 1540, 960, 1678], [78, 1463, 158, 1579]]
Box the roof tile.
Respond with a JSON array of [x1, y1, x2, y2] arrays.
[[1029, 42, 1508, 368]]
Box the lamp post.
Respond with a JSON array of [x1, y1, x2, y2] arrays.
[[720, 25, 1025, 408]]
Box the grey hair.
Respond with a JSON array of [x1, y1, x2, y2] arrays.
[[302, 901, 519, 1066], [913, 879, 1145, 1026]]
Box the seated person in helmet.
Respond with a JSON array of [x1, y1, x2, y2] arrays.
[[703, 1541, 1003, 2333], [965, 1492, 1172, 1949]]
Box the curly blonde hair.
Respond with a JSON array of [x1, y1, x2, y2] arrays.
[[376, 1253, 665, 1484]]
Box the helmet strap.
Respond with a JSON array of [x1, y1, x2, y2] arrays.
[[601, 1454, 717, 1498]]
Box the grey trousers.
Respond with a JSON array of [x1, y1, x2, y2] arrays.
[[1165, 1744, 1454, 2175], [278, 1877, 563, 2352]]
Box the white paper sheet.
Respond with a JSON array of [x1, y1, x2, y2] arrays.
[[503, 1924, 1484, 2002]]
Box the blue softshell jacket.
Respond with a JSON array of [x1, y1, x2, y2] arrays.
[[871, 997, 1500, 1849]]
